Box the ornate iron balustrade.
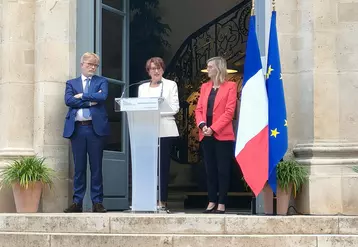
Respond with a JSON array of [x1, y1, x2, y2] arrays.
[[165, 0, 251, 164]]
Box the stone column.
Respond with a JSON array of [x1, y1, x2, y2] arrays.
[[33, 0, 77, 212], [275, 0, 304, 151], [278, 0, 358, 214], [0, 0, 36, 212]]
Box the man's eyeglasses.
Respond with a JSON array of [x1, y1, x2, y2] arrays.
[[84, 62, 99, 68]]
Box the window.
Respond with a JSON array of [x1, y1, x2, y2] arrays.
[[102, 0, 123, 11], [99, 1, 127, 152], [101, 8, 124, 81]]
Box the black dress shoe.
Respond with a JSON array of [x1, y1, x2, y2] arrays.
[[215, 209, 226, 214], [203, 205, 217, 213], [64, 203, 83, 213], [158, 206, 171, 214], [93, 203, 107, 213]]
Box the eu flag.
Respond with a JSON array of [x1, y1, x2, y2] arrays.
[[266, 11, 288, 194]]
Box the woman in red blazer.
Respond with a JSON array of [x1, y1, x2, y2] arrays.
[[195, 56, 237, 214]]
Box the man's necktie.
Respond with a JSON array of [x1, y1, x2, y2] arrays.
[[82, 78, 91, 119]]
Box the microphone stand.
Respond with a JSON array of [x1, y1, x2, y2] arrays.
[[120, 79, 151, 98]]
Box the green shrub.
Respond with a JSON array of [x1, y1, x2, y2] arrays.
[[0, 156, 55, 189]]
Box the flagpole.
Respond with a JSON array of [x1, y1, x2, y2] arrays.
[[249, 0, 258, 216], [249, 0, 256, 207], [251, 0, 255, 15], [270, 0, 278, 217]]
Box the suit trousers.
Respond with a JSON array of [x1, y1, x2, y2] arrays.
[[159, 137, 175, 202], [70, 124, 105, 204], [201, 136, 234, 204]]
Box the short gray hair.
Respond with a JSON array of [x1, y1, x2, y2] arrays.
[[207, 56, 228, 84], [81, 52, 100, 64]]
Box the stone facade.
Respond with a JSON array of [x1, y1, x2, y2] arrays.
[[277, 0, 358, 214], [0, 0, 76, 212], [0, 0, 358, 214]]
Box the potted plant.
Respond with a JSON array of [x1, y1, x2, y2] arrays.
[[274, 159, 308, 215], [352, 166, 358, 173], [0, 156, 55, 213], [258, 159, 308, 215]]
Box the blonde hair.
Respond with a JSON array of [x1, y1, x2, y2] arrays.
[[207, 56, 228, 84], [81, 52, 100, 64]]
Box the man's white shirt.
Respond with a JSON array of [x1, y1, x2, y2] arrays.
[[75, 74, 92, 121]]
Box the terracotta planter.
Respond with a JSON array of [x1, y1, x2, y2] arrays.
[[12, 182, 42, 213], [263, 184, 273, 214], [277, 184, 292, 215], [263, 183, 293, 215]]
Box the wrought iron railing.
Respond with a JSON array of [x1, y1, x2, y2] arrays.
[[165, 0, 251, 164]]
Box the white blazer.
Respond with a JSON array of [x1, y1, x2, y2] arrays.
[[138, 77, 180, 138]]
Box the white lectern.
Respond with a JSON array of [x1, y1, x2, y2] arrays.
[[114, 97, 171, 212]]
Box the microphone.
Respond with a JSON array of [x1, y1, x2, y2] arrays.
[[120, 79, 151, 98]]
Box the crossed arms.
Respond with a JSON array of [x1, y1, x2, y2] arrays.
[[64, 79, 108, 109]]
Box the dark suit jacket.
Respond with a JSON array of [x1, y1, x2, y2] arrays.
[[63, 75, 110, 138]]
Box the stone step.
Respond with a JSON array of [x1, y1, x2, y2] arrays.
[[0, 213, 358, 235], [1, 232, 358, 247]]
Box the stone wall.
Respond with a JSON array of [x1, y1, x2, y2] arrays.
[[33, 0, 77, 212], [0, 0, 76, 212], [0, 0, 36, 212], [276, 0, 358, 214], [275, 0, 306, 152]]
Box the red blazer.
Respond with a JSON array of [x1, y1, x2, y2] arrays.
[[195, 81, 237, 141]]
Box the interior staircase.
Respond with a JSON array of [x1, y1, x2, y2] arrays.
[[1, 213, 358, 247]]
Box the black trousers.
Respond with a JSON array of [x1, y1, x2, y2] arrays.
[[159, 137, 174, 202], [201, 137, 233, 204]]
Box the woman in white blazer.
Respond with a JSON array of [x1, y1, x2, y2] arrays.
[[138, 57, 180, 211]]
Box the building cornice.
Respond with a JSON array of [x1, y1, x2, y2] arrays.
[[0, 148, 36, 159]]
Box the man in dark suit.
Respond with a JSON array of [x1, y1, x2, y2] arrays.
[[63, 52, 110, 213]]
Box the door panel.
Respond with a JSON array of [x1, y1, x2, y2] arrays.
[[101, 8, 124, 81], [97, 0, 129, 211], [102, 0, 124, 11], [104, 82, 124, 152], [102, 150, 128, 209], [77, 0, 129, 211]]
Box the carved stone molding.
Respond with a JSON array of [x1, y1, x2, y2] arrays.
[[293, 141, 358, 165], [0, 148, 36, 159]]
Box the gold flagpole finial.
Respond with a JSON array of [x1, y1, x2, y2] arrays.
[[251, 0, 255, 16], [272, 0, 276, 11]]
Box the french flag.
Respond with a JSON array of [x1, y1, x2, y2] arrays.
[[235, 14, 269, 196]]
